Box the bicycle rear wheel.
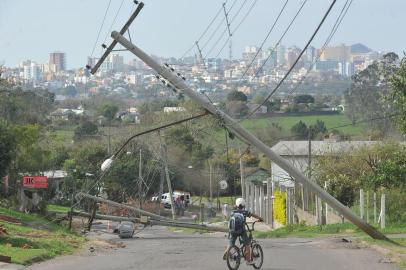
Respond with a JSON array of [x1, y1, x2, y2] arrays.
[[226, 246, 241, 270], [251, 243, 263, 269]]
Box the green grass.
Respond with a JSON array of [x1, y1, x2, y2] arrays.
[[253, 222, 406, 239], [0, 207, 85, 265], [47, 204, 71, 214], [240, 114, 366, 137], [52, 127, 75, 144], [192, 196, 234, 206]]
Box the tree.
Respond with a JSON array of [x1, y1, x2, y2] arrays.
[[310, 120, 327, 137], [345, 52, 399, 134], [391, 55, 406, 133], [291, 121, 308, 139], [74, 121, 98, 139], [227, 90, 247, 102], [293, 94, 315, 104], [226, 101, 249, 117], [0, 121, 15, 177], [64, 85, 77, 97], [99, 103, 119, 121]]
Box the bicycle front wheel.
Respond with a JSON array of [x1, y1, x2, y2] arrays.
[[226, 246, 241, 270], [251, 243, 264, 269]]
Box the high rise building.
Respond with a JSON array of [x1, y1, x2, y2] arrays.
[[320, 44, 351, 62], [49, 52, 66, 72], [276, 44, 286, 67]]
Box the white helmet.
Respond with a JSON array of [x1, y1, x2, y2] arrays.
[[235, 198, 246, 209]]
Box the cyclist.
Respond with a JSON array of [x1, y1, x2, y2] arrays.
[[223, 198, 263, 264]]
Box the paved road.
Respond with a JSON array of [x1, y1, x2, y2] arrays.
[[27, 226, 399, 270]]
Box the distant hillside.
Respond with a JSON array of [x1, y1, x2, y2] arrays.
[[351, 43, 372, 53]]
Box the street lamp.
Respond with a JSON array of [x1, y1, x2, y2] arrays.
[[101, 156, 114, 172]]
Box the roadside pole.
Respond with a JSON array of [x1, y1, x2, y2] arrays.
[[239, 147, 245, 199], [159, 133, 175, 220], [110, 31, 389, 240], [139, 149, 143, 209]]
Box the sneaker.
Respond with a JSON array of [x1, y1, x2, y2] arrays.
[[223, 253, 227, 260], [246, 260, 254, 265]]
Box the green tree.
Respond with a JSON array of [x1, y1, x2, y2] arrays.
[[74, 121, 98, 139], [345, 52, 399, 134], [0, 121, 16, 177], [227, 90, 247, 102], [99, 103, 119, 120], [293, 94, 315, 104], [310, 120, 327, 137], [391, 55, 406, 133], [291, 121, 308, 139], [64, 85, 78, 97]]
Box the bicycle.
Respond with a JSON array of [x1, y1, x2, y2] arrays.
[[226, 221, 264, 270]]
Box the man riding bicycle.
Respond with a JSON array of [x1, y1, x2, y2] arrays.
[[223, 198, 263, 264]]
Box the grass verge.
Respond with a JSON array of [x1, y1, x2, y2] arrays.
[[0, 207, 85, 265], [359, 237, 406, 269], [253, 222, 406, 239]]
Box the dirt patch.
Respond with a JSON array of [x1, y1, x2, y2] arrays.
[[0, 214, 22, 225]]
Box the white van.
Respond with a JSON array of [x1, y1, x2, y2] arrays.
[[160, 191, 191, 209]]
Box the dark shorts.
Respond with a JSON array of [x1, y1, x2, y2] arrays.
[[229, 230, 250, 246]]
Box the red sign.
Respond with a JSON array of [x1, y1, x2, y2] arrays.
[[23, 176, 48, 189]]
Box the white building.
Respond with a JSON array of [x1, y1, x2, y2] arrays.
[[270, 140, 382, 187]]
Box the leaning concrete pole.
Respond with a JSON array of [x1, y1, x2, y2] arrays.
[[111, 31, 388, 240]]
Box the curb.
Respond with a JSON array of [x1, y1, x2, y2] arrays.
[[0, 262, 25, 270]]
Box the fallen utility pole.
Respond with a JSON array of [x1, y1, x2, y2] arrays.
[[70, 211, 227, 233], [110, 31, 388, 241], [76, 192, 170, 221]]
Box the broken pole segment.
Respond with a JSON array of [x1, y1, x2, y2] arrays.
[[76, 192, 171, 221], [90, 2, 144, 74], [111, 31, 389, 241]]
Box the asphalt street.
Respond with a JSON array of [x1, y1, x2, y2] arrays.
[[27, 226, 399, 270]]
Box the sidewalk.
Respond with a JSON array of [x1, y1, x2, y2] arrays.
[[0, 262, 24, 270]]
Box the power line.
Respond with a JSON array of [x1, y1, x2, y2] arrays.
[[239, 0, 289, 79], [207, 0, 258, 59], [90, 0, 112, 58], [246, 0, 338, 118], [288, 0, 353, 95], [201, 0, 239, 54], [102, 0, 126, 48], [243, 0, 307, 82], [213, 0, 259, 59], [180, 3, 225, 59]]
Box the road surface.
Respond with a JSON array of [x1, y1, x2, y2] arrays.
[[27, 226, 399, 270]]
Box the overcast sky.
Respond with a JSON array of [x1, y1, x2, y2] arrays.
[[0, 0, 405, 69]]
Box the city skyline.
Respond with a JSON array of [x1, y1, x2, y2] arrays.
[[0, 0, 405, 68]]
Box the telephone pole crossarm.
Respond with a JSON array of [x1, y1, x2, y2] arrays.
[[110, 31, 389, 241], [90, 2, 144, 74]]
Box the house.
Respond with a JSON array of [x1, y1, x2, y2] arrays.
[[270, 140, 382, 187], [245, 168, 271, 185], [50, 106, 85, 121], [43, 170, 68, 193], [163, 107, 186, 113]]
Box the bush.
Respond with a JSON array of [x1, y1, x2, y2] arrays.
[[273, 191, 286, 225]]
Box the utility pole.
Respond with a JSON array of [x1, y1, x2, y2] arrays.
[[222, 2, 233, 63], [108, 31, 389, 240], [138, 149, 143, 209], [107, 125, 111, 155], [239, 147, 245, 199], [159, 133, 175, 220], [195, 41, 205, 67], [209, 161, 213, 204]]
